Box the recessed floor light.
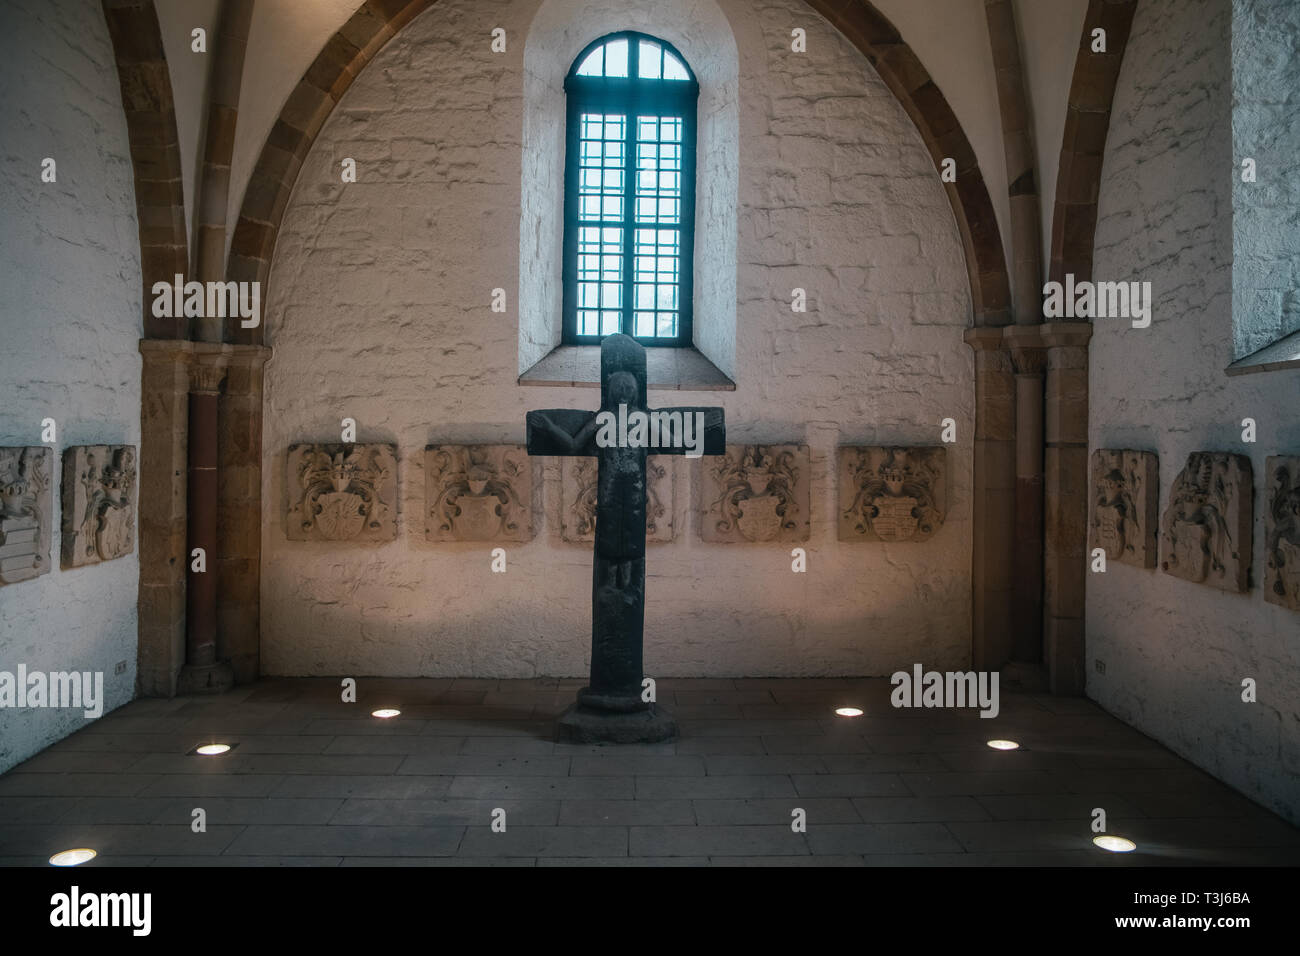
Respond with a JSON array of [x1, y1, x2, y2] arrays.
[[1093, 835, 1137, 852], [195, 744, 231, 756], [371, 708, 400, 719], [986, 739, 1020, 750], [834, 707, 863, 717], [50, 848, 96, 866]]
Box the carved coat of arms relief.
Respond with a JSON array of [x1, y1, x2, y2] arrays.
[[838, 446, 946, 542], [425, 445, 534, 542], [286, 443, 397, 541], [701, 444, 809, 543]]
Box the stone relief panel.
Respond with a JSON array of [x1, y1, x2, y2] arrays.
[[1089, 449, 1159, 569], [838, 446, 946, 542], [561, 456, 672, 543], [61, 445, 137, 568], [285, 443, 397, 542], [1160, 452, 1252, 592], [0, 446, 53, 585], [1264, 456, 1300, 612], [701, 444, 809, 543], [425, 444, 534, 542]]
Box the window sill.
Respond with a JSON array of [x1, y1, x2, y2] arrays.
[[1225, 328, 1300, 376], [519, 344, 735, 390]]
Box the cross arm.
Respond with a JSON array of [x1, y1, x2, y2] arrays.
[[648, 406, 726, 456], [526, 408, 599, 457]]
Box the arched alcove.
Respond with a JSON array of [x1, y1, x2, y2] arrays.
[[518, 0, 740, 379]]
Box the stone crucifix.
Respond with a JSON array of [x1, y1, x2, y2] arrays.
[[526, 334, 725, 742]]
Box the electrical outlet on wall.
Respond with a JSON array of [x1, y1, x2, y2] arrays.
[[115, 660, 126, 675], [1094, 659, 1106, 675]]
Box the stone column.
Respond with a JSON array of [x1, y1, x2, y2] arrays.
[[1042, 322, 1092, 694], [1005, 332, 1046, 667], [137, 339, 193, 696], [964, 328, 1017, 671], [178, 352, 231, 694], [218, 345, 270, 683]]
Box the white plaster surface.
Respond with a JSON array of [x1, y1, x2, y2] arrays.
[[260, 0, 974, 679], [1015, 0, 1090, 272], [1231, 0, 1300, 359], [1089, 0, 1300, 825], [873, 0, 1013, 298], [224, 0, 1042, 296], [155, 0, 221, 254], [519, 0, 739, 378], [225, 0, 359, 262], [0, 0, 141, 773]]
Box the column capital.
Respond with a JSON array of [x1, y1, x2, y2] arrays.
[[189, 350, 229, 394], [1039, 321, 1093, 349], [222, 343, 272, 370], [139, 337, 194, 366], [1009, 347, 1048, 375], [963, 326, 1007, 351]]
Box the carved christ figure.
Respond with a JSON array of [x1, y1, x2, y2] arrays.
[[529, 370, 646, 600], [525, 334, 725, 738]]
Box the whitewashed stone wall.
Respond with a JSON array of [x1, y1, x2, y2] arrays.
[[1231, 0, 1300, 358], [1090, 0, 1300, 825], [261, 0, 974, 679], [0, 0, 141, 773]]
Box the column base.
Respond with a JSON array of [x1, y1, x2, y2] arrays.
[[176, 661, 235, 695], [556, 700, 677, 744], [999, 660, 1048, 693]]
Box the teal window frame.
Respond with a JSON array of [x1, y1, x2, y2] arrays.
[[561, 32, 700, 346]]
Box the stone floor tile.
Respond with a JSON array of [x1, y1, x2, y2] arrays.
[[0, 823, 243, 856], [631, 825, 809, 856], [268, 774, 452, 800], [635, 775, 797, 800], [226, 825, 464, 857], [323, 735, 464, 755], [975, 792, 1147, 821], [0, 772, 161, 797], [0, 795, 79, 823], [791, 773, 910, 798], [675, 736, 765, 755], [558, 799, 696, 826], [704, 754, 828, 775], [850, 796, 993, 823], [899, 771, 1062, 796], [806, 823, 963, 855], [692, 797, 860, 825], [148, 797, 345, 826], [397, 755, 571, 776], [446, 775, 633, 800], [458, 826, 627, 858], [331, 798, 560, 827], [538, 856, 710, 866], [569, 755, 705, 776], [820, 754, 949, 773]]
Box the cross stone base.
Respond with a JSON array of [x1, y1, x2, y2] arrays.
[[556, 697, 677, 744]]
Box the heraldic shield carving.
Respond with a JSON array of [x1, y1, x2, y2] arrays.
[[838, 446, 946, 542]]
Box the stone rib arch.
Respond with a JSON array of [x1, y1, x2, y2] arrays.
[[102, 0, 188, 339], [1049, 0, 1138, 285], [226, 0, 1011, 342]]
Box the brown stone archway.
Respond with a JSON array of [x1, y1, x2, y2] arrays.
[[226, 0, 1011, 339], [221, 0, 1015, 683], [1050, 0, 1138, 284], [1037, 0, 1138, 693], [102, 0, 194, 697], [102, 0, 188, 340]]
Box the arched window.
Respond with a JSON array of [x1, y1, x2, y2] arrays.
[[563, 32, 699, 346]]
